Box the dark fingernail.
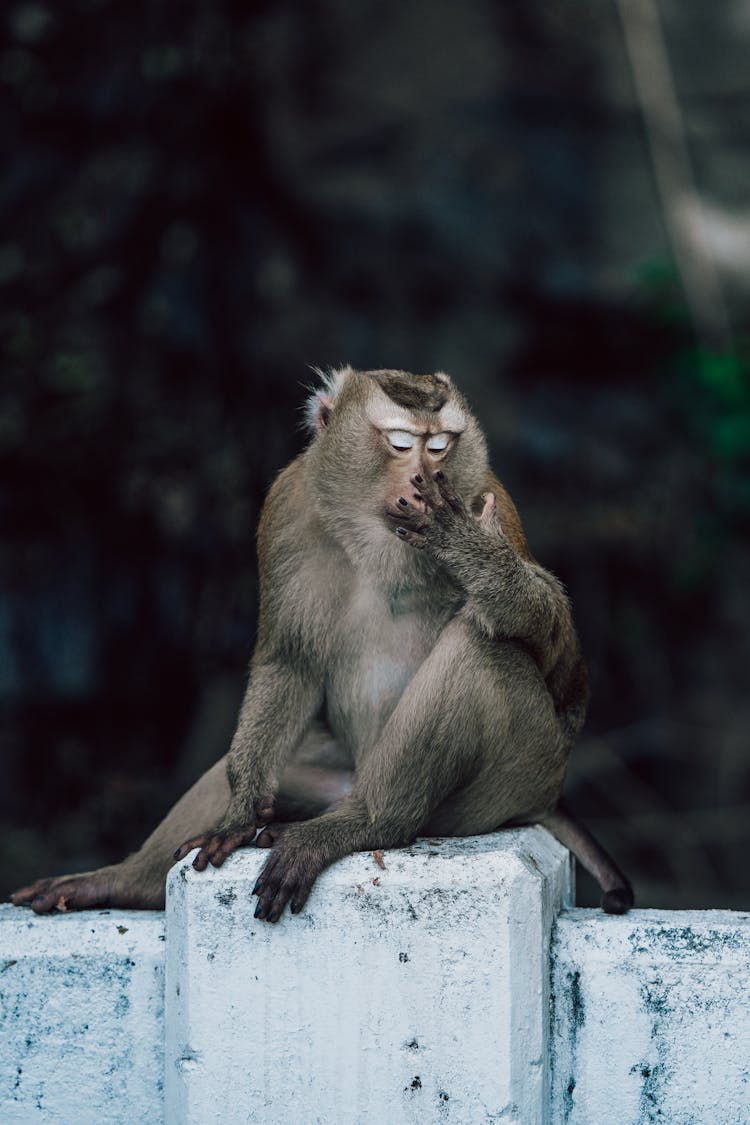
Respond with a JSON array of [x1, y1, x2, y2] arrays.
[[435, 470, 444, 480], [398, 497, 408, 506], [252, 880, 262, 894], [173, 848, 181, 860], [414, 474, 423, 483], [396, 527, 407, 537], [254, 902, 263, 918]]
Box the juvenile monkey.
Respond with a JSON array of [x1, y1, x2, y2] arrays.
[[12, 367, 633, 921]]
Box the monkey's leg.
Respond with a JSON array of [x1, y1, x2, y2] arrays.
[[10, 748, 353, 914], [10, 758, 233, 914], [254, 628, 631, 923], [253, 620, 523, 922]]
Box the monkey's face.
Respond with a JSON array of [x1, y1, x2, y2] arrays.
[[307, 368, 489, 570], [368, 404, 463, 515]]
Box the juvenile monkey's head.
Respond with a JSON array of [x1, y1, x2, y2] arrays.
[[305, 366, 489, 578]]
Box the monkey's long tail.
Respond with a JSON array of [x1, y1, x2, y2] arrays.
[[540, 802, 634, 915]]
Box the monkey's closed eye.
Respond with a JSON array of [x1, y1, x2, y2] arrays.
[[386, 430, 416, 451], [426, 433, 450, 453]]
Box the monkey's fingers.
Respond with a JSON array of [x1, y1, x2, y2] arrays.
[[410, 471, 442, 510], [385, 500, 429, 535], [197, 831, 257, 870], [385, 497, 421, 521], [173, 828, 256, 871], [395, 526, 427, 549], [252, 848, 319, 923], [432, 470, 466, 514], [173, 835, 211, 863]]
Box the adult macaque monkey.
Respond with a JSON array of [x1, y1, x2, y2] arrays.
[[12, 367, 633, 922]]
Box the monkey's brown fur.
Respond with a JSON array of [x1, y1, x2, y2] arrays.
[[12, 367, 632, 921]]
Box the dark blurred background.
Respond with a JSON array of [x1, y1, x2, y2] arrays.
[[2, 0, 749, 909]]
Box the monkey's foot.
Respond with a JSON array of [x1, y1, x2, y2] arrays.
[[252, 838, 325, 923], [9, 866, 163, 914]]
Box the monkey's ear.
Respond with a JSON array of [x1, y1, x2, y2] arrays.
[[304, 364, 353, 433], [304, 390, 336, 433], [303, 369, 353, 434], [310, 393, 334, 432]]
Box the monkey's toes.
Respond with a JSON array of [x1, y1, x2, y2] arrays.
[[10, 877, 55, 907], [11, 873, 114, 914]]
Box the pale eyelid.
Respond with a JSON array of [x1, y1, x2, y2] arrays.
[[426, 432, 450, 452], [386, 429, 417, 450]]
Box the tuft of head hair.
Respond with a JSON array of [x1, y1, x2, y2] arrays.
[[302, 365, 353, 434], [369, 369, 452, 413]]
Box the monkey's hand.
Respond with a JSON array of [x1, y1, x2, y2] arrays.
[[251, 828, 326, 923], [173, 793, 276, 872], [390, 471, 574, 678], [387, 469, 503, 563]]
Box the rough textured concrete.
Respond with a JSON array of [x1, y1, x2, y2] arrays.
[[0, 905, 165, 1125], [7, 854, 749, 1125], [551, 908, 750, 1125], [166, 828, 571, 1125]]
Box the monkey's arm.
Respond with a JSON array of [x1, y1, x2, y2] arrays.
[[176, 460, 329, 869], [175, 658, 324, 863], [392, 472, 578, 662]]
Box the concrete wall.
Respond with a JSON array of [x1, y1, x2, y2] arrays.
[[0, 906, 165, 1125], [166, 828, 571, 1125], [2, 835, 749, 1124], [551, 908, 750, 1125]]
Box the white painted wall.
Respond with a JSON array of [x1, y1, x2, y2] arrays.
[[551, 908, 750, 1125], [166, 828, 571, 1125], [3, 841, 750, 1125], [0, 905, 165, 1125]]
